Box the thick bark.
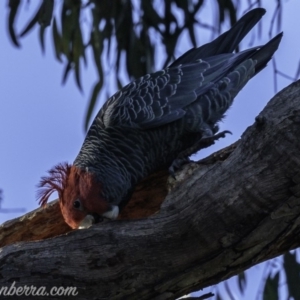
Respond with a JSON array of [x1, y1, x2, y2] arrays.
[[1, 81, 300, 300]]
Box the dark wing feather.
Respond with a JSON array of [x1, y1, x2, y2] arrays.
[[169, 8, 266, 66], [99, 50, 256, 129], [97, 7, 282, 130]]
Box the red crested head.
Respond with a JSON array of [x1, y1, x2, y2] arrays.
[[37, 163, 119, 229]]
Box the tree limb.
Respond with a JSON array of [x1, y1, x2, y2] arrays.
[[1, 81, 300, 300]]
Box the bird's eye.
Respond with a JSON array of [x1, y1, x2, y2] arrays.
[[73, 199, 81, 209]]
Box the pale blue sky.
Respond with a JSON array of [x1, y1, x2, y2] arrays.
[[1, 1, 300, 299]]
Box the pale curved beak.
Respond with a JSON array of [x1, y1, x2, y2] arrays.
[[78, 205, 119, 229], [78, 214, 95, 229]]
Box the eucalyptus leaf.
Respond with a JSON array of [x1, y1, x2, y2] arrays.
[[283, 251, 300, 300], [38, 0, 54, 27], [52, 18, 63, 62], [20, 4, 40, 37], [39, 25, 46, 53], [237, 271, 246, 294], [8, 0, 21, 47], [85, 80, 103, 131], [262, 272, 279, 300]]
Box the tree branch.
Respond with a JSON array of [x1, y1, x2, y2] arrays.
[[1, 81, 300, 300]]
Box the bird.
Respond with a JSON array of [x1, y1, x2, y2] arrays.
[[37, 8, 282, 229]]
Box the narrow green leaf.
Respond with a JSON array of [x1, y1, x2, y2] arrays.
[[85, 80, 103, 131], [104, 20, 113, 60], [62, 61, 72, 85], [127, 28, 150, 79], [74, 59, 82, 92], [60, 0, 83, 90], [8, 0, 21, 47], [10, 0, 54, 48], [114, 0, 132, 52], [237, 271, 246, 294], [81, 28, 87, 67], [52, 18, 63, 62], [142, 30, 154, 74], [216, 0, 225, 25], [72, 19, 84, 91], [90, 26, 104, 78], [38, 0, 54, 27], [39, 25, 46, 53], [116, 76, 123, 91], [20, 5, 40, 37], [61, 1, 75, 59], [262, 272, 279, 300], [283, 251, 300, 300], [116, 49, 121, 79]]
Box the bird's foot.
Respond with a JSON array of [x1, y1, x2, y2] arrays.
[[169, 157, 191, 179], [179, 130, 232, 159], [199, 130, 232, 148], [168, 130, 231, 179]]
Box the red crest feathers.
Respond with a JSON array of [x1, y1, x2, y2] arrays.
[[37, 162, 71, 207]]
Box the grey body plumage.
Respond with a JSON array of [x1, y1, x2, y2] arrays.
[[74, 8, 282, 210]]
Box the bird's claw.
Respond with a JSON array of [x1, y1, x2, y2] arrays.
[[168, 130, 231, 179], [169, 157, 191, 178], [200, 130, 232, 144]]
